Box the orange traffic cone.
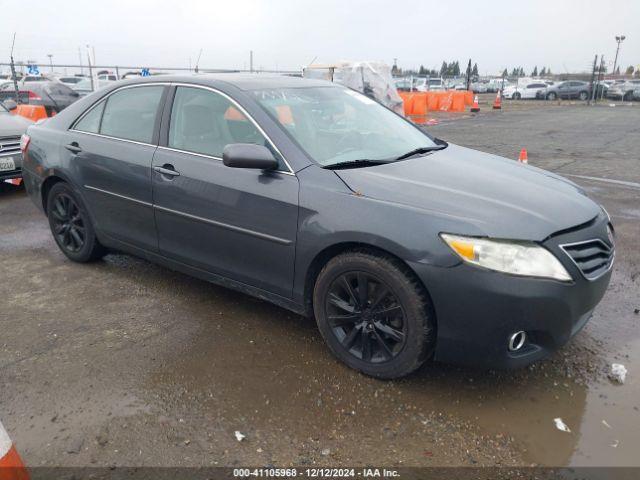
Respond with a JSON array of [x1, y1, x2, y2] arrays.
[[0, 421, 29, 480], [518, 148, 528, 164], [470, 95, 480, 112], [492, 91, 502, 110]]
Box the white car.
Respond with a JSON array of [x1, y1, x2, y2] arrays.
[[502, 82, 547, 99], [415, 77, 446, 92]]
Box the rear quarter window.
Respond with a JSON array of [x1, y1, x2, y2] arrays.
[[74, 101, 106, 134]]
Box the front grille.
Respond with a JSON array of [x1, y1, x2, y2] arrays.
[[561, 239, 614, 280], [0, 136, 21, 156]]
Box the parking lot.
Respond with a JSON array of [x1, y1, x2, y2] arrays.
[[1, 101, 639, 469]]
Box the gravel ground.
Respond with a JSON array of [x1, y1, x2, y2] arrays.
[[1, 102, 638, 470]]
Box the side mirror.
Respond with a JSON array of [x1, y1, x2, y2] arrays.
[[223, 144, 278, 170], [2, 99, 17, 111]]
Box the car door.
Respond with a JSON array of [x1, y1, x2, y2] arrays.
[[152, 85, 299, 298], [568, 82, 582, 99], [68, 84, 167, 251]]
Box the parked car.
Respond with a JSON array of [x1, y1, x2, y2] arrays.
[[0, 81, 80, 115], [394, 78, 413, 92], [415, 77, 445, 91], [503, 82, 547, 99], [544, 81, 594, 100], [98, 73, 118, 82], [470, 81, 488, 93], [21, 75, 614, 378], [56, 76, 86, 86], [0, 100, 33, 181], [633, 87, 640, 101], [70, 78, 115, 97], [606, 79, 640, 101]]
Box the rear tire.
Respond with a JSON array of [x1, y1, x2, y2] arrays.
[[313, 250, 435, 379], [623, 92, 633, 101], [46, 182, 106, 262], [579, 91, 589, 101]]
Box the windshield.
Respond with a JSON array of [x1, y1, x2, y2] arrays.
[[251, 86, 437, 167]]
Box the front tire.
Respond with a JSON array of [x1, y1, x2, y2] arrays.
[[46, 182, 106, 262], [313, 250, 435, 379], [513, 92, 521, 100], [547, 92, 557, 100]]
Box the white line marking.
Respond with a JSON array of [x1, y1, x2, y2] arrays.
[[566, 174, 640, 190]]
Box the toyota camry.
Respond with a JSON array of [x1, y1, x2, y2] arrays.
[[20, 75, 614, 378]]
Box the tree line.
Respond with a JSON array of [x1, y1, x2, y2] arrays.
[[394, 61, 640, 78]]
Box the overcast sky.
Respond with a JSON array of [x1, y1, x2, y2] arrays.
[[3, 0, 639, 75]]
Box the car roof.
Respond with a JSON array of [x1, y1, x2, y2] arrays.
[[111, 73, 335, 91]]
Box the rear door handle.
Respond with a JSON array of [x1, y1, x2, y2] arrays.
[[153, 165, 180, 177], [65, 142, 82, 154]]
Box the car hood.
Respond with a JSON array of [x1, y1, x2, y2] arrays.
[[0, 114, 33, 137], [334, 144, 600, 241]]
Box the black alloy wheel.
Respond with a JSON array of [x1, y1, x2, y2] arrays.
[[50, 193, 86, 253], [325, 271, 407, 363], [46, 182, 106, 262], [313, 251, 435, 379]]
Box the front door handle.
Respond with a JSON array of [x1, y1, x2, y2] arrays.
[[65, 142, 82, 154], [153, 164, 180, 178]]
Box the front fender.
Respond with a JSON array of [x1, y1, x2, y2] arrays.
[[293, 165, 467, 305]]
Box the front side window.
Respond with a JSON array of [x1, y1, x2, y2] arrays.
[[252, 86, 437, 167], [168, 86, 272, 160], [100, 86, 164, 143]]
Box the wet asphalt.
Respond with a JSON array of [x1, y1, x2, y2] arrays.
[[0, 101, 639, 468]]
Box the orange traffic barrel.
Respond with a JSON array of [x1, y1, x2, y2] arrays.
[[13, 105, 48, 122]]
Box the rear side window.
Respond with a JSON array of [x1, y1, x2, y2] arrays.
[[75, 101, 105, 133], [100, 86, 164, 143], [168, 86, 270, 159]]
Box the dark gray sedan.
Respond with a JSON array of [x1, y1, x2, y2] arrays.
[[20, 75, 613, 378], [0, 81, 80, 115]]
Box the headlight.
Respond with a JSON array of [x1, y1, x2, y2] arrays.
[[440, 233, 572, 282]]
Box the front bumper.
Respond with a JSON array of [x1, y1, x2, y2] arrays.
[[0, 154, 22, 181], [410, 215, 613, 369]]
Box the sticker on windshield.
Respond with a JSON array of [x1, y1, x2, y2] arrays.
[[344, 90, 376, 105]]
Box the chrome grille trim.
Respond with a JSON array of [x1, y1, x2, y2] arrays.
[[0, 136, 21, 156]]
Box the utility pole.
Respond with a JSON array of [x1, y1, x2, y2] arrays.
[[612, 35, 626, 77], [78, 47, 84, 75], [194, 49, 203, 73], [86, 45, 94, 91], [9, 33, 20, 105], [249, 50, 254, 73], [47, 54, 53, 72], [589, 55, 598, 104], [596, 56, 605, 101]]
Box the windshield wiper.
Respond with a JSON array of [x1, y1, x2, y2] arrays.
[[394, 143, 447, 161], [324, 159, 391, 170]]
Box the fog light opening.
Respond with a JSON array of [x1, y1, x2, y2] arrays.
[[508, 331, 527, 352]]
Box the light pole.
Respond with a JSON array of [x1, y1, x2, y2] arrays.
[[612, 35, 626, 76], [47, 54, 53, 72]]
